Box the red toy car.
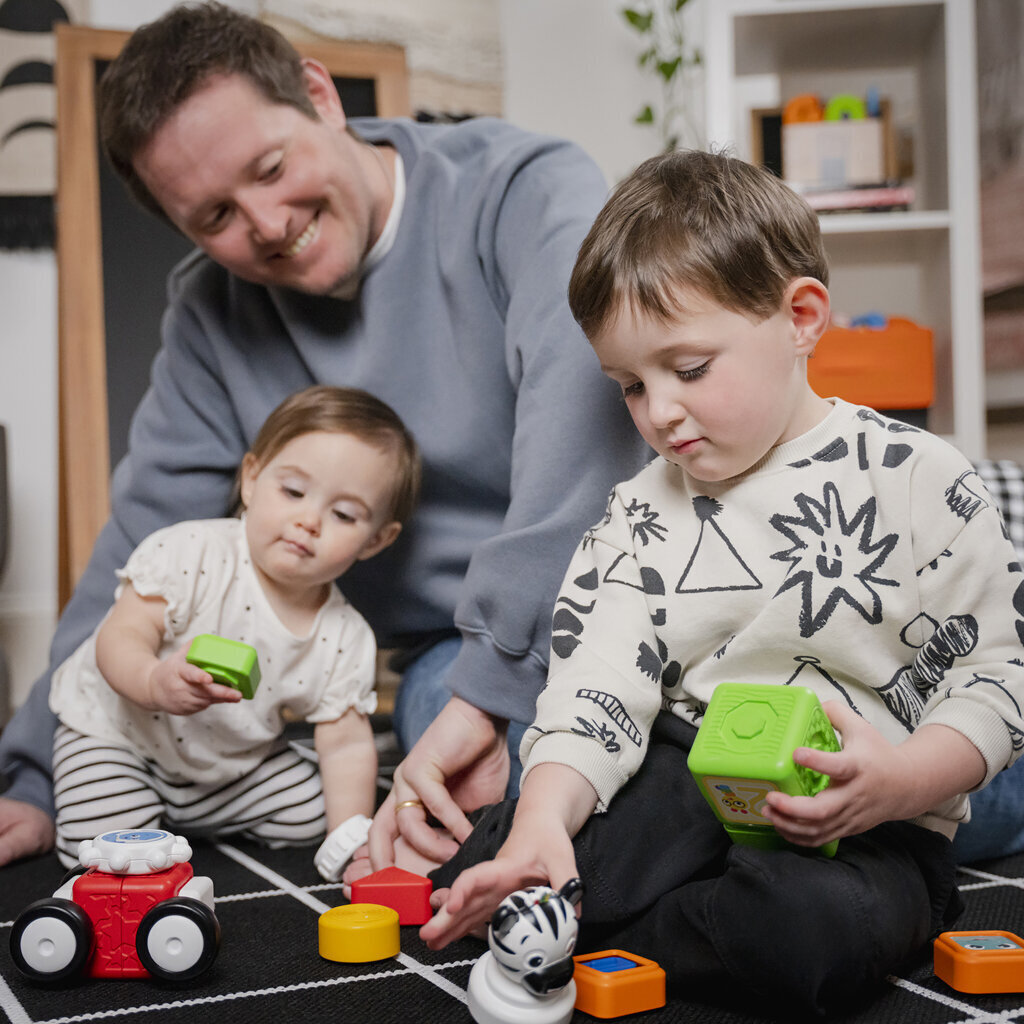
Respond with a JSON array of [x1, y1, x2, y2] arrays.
[[10, 829, 220, 983]]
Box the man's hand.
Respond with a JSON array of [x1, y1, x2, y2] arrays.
[[368, 696, 510, 869], [764, 701, 986, 848], [0, 797, 55, 867], [146, 648, 242, 715]]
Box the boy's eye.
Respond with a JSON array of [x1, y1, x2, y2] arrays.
[[332, 509, 356, 524], [677, 363, 710, 382], [622, 381, 644, 398], [282, 486, 303, 499]]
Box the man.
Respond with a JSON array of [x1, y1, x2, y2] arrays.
[[0, 2, 646, 867]]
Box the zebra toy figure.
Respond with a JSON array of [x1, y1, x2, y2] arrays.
[[467, 879, 583, 1024]]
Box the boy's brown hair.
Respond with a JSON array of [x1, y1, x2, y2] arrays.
[[99, 2, 317, 223], [244, 386, 421, 525], [568, 149, 829, 338]]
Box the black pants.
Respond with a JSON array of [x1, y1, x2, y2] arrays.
[[431, 712, 963, 1018]]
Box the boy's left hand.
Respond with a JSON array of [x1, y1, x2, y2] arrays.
[[763, 701, 935, 848]]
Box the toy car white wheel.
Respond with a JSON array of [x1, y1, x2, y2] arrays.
[[136, 897, 220, 980], [9, 898, 92, 982]]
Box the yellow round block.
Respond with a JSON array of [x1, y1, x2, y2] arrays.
[[318, 904, 400, 963]]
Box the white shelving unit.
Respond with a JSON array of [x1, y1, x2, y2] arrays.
[[704, 0, 985, 459]]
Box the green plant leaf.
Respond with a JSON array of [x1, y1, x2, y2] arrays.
[[637, 45, 656, 67], [674, 0, 691, 11], [657, 56, 682, 81], [622, 8, 653, 32], [634, 105, 655, 124]]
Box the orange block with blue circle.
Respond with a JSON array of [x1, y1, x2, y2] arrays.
[[934, 931, 1024, 993], [687, 683, 841, 857]]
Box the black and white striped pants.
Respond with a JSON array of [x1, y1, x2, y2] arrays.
[[53, 724, 326, 868]]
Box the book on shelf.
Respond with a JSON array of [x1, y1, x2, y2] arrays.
[[796, 182, 915, 213]]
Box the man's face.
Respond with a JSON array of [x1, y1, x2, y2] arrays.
[[133, 69, 390, 295]]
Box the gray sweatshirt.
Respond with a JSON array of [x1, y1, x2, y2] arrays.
[[1, 117, 648, 813]]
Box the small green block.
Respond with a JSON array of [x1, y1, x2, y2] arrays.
[[186, 634, 261, 699], [688, 683, 841, 857]]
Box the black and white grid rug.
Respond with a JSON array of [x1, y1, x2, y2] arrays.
[[5, 836, 1024, 1024]]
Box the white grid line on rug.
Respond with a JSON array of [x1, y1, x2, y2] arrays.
[[25, 964, 480, 1024], [888, 975, 1024, 1024], [0, 967, 32, 1024], [214, 842, 469, 1004], [958, 866, 1024, 892]]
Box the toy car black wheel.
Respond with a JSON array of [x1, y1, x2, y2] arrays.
[[136, 897, 220, 981], [9, 898, 93, 982]]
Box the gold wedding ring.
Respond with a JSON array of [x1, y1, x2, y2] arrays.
[[394, 799, 424, 812]]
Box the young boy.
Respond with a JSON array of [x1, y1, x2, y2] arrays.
[[419, 150, 1024, 1015]]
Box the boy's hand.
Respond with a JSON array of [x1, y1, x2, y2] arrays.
[[420, 763, 591, 950], [763, 701, 985, 848], [420, 810, 579, 950], [146, 647, 242, 715]]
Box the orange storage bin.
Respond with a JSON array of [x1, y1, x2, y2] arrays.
[[808, 317, 933, 410]]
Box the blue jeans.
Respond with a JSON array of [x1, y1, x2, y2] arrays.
[[390, 636, 527, 798], [952, 757, 1024, 863]]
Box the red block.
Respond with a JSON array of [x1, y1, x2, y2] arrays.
[[349, 866, 432, 925], [73, 862, 194, 978]]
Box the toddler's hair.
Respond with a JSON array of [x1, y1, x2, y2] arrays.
[[569, 149, 829, 338], [245, 386, 421, 524]]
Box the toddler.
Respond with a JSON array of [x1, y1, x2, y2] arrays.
[[50, 386, 419, 878]]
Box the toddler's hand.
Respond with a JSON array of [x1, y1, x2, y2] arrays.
[[147, 647, 242, 715]]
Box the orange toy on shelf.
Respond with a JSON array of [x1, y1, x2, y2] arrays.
[[808, 317, 933, 411]]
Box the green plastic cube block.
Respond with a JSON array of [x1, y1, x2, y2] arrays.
[[688, 683, 841, 857], [186, 634, 261, 699]]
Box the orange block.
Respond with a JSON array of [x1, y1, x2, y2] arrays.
[[934, 931, 1024, 993], [573, 949, 666, 1018], [808, 318, 933, 410]]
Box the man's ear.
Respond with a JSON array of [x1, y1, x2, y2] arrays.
[[239, 452, 260, 509], [301, 58, 347, 128], [786, 277, 831, 357], [358, 521, 402, 561]]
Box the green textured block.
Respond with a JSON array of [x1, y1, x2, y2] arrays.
[[186, 634, 261, 699], [688, 683, 841, 857]]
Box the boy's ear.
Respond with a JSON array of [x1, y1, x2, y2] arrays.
[[358, 521, 402, 561], [301, 58, 347, 129], [239, 452, 260, 509], [786, 277, 831, 356]]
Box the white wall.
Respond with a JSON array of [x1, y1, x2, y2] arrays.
[[499, 0, 703, 187], [0, 0, 257, 718], [0, 0, 695, 718]]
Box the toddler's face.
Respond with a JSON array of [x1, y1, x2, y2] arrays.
[[591, 284, 828, 482], [241, 430, 400, 597]]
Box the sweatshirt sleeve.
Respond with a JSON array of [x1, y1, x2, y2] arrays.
[[520, 488, 665, 810], [445, 134, 650, 725], [913, 495, 1024, 788]]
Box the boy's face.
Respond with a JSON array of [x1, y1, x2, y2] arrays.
[[592, 282, 830, 483], [241, 430, 401, 600], [133, 67, 390, 297]]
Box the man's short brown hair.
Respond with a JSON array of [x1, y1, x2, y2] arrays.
[[98, 2, 317, 222], [568, 149, 829, 338]]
